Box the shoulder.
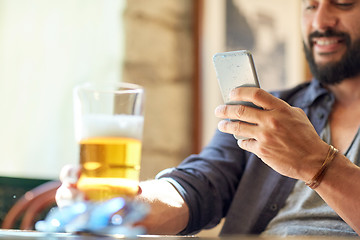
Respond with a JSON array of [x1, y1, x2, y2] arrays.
[[270, 81, 311, 104], [270, 79, 328, 108]]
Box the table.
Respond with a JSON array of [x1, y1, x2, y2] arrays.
[[0, 230, 358, 240]]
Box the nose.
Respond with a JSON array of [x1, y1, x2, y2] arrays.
[[312, 4, 338, 31]]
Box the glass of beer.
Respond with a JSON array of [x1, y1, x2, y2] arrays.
[[73, 82, 145, 201]]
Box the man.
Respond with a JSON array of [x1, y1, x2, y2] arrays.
[[57, 0, 360, 236]]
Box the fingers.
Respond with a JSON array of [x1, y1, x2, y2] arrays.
[[217, 119, 258, 140], [137, 185, 143, 195], [59, 164, 81, 186], [215, 104, 262, 125], [55, 184, 85, 208], [229, 87, 290, 110], [237, 138, 257, 153], [215, 99, 263, 139], [56, 164, 84, 208], [215, 87, 292, 139]]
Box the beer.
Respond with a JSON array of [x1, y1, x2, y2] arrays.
[[77, 114, 144, 201]]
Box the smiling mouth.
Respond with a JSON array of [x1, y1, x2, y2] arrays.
[[310, 37, 347, 56], [312, 37, 346, 47], [309, 29, 349, 49], [313, 39, 340, 46]]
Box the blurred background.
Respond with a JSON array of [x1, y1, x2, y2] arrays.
[[0, 0, 126, 179], [0, 0, 308, 233]]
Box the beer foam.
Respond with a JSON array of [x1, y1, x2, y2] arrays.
[[77, 114, 144, 141]]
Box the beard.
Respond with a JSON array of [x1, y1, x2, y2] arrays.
[[303, 29, 360, 85]]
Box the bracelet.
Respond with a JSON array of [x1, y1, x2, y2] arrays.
[[305, 145, 338, 189]]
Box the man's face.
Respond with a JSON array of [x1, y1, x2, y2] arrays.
[[301, 0, 360, 85]]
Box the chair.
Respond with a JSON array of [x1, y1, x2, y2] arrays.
[[2, 180, 61, 230]]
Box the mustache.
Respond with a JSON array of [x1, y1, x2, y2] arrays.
[[309, 29, 350, 46]]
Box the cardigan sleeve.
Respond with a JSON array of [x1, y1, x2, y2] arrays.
[[156, 129, 248, 234]]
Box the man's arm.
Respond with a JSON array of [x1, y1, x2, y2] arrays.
[[315, 153, 360, 234], [215, 87, 360, 235], [56, 166, 189, 235], [135, 179, 189, 235]]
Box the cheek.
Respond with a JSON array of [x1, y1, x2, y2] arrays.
[[301, 22, 311, 47], [341, 13, 360, 41], [350, 26, 360, 43]]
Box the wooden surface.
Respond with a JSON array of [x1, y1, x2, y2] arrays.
[[0, 230, 358, 240]]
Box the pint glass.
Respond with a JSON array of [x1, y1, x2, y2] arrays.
[[73, 82, 144, 201]]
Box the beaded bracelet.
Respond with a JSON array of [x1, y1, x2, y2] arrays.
[[305, 145, 338, 189]]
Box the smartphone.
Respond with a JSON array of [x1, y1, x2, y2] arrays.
[[213, 50, 261, 108], [213, 50, 262, 140]]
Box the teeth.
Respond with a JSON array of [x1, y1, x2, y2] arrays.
[[316, 39, 338, 46]]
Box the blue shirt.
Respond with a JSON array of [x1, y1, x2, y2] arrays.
[[157, 79, 336, 235]]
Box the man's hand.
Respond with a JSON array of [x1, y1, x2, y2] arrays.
[[55, 165, 189, 235], [134, 180, 189, 235], [214, 87, 329, 182], [55, 164, 85, 208]]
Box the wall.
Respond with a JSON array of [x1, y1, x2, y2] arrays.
[[201, 0, 305, 146], [0, 0, 126, 179], [122, 0, 195, 180], [0, 0, 194, 181]]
